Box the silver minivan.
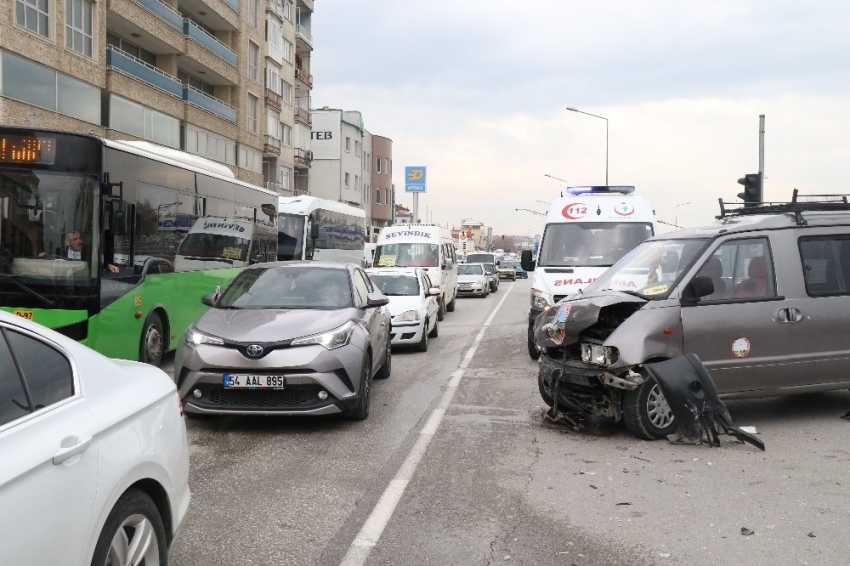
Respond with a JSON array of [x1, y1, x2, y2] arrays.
[[534, 198, 850, 439]]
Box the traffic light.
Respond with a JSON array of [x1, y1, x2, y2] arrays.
[[737, 172, 762, 206]]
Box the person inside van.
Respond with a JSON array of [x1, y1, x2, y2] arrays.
[[697, 256, 726, 300], [733, 256, 769, 298]]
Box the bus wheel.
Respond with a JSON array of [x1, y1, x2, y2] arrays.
[[140, 313, 165, 366]]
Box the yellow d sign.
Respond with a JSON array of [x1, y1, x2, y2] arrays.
[[407, 168, 424, 181]]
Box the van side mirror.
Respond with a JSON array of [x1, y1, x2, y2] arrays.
[[521, 250, 536, 272], [681, 275, 714, 305]]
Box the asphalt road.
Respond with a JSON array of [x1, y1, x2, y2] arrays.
[[166, 279, 850, 565]]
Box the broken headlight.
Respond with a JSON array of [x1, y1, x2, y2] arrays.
[[580, 343, 619, 366]]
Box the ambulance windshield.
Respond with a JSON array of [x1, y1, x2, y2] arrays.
[[537, 222, 654, 268]]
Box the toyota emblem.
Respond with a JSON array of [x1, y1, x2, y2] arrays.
[[246, 344, 264, 358]]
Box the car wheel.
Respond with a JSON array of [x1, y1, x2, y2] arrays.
[[437, 299, 445, 321], [428, 316, 439, 338], [91, 488, 168, 566], [623, 376, 677, 440], [376, 338, 391, 379], [538, 369, 554, 407], [527, 322, 540, 360], [139, 312, 165, 366], [446, 293, 456, 312], [416, 320, 429, 352], [346, 353, 372, 420]]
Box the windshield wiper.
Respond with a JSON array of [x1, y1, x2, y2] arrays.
[[0, 274, 56, 307], [606, 289, 648, 299]]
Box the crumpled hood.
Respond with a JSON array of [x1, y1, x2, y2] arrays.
[[533, 290, 646, 348], [194, 307, 354, 342]]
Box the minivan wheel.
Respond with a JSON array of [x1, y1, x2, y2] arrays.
[[446, 294, 456, 312], [437, 299, 445, 321], [538, 370, 554, 407], [623, 377, 677, 440], [527, 323, 540, 360]]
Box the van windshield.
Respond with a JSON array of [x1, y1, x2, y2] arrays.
[[374, 243, 439, 267], [583, 238, 709, 299], [538, 222, 654, 267]]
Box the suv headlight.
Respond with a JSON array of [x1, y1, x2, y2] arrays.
[[291, 320, 356, 350], [580, 344, 619, 366], [184, 327, 224, 347], [394, 310, 420, 322], [531, 289, 550, 310]]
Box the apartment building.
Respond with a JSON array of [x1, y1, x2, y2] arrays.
[[309, 107, 365, 206], [0, 0, 313, 191], [371, 134, 393, 239]]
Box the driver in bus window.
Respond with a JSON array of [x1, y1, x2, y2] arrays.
[[64, 230, 119, 273]]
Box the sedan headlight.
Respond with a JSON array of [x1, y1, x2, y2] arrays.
[[291, 320, 356, 350], [531, 289, 550, 310], [580, 343, 619, 366], [184, 327, 224, 347], [394, 310, 420, 322]]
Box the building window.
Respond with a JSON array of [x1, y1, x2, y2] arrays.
[[344, 173, 350, 187], [376, 188, 381, 204], [109, 33, 156, 66], [283, 0, 293, 21], [66, 0, 93, 57], [385, 158, 390, 175], [282, 39, 294, 63], [376, 156, 381, 173], [345, 137, 351, 152], [355, 175, 359, 190], [282, 123, 291, 147], [16, 0, 50, 37], [238, 145, 262, 172], [248, 42, 259, 81], [355, 140, 361, 156], [185, 124, 235, 164], [247, 95, 258, 133], [279, 166, 291, 190], [249, 0, 259, 27], [177, 70, 214, 97], [281, 80, 292, 105]]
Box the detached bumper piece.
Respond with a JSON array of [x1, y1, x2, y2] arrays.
[[643, 355, 765, 451]]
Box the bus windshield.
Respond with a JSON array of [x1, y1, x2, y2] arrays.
[[537, 222, 654, 268], [278, 213, 305, 261], [0, 169, 99, 304], [374, 243, 439, 267]]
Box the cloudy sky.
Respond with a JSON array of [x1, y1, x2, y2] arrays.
[[310, 0, 850, 235]]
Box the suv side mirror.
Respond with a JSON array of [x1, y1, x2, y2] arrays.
[[681, 275, 714, 305], [201, 293, 217, 307], [366, 292, 389, 307], [521, 250, 536, 272]]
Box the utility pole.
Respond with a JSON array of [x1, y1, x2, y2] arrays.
[[758, 115, 765, 202]]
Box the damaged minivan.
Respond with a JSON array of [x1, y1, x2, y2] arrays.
[[534, 197, 850, 439]]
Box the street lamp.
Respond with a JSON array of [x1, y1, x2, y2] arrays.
[[566, 107, 608, 185], [516, 208, 545, 217], [544, 173, 569, 184], [675, 201, 693, 229]]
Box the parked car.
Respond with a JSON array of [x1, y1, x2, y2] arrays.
[[498, 262, 517, 280], [174, 262, 391, 420], [0, 310, 190, 566], [482, 263, 500, 292], [366, 267, 440, 352], [503, 261, 528, 279], [457, 263, 490, 297], [534, 197, 850, 440]]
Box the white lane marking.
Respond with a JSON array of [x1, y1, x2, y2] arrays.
[[339, 284, 515, 566]]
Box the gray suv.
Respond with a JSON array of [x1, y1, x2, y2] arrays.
[[534, 195, 850, 439]]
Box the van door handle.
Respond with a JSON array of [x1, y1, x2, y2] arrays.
[[777, 308, 803, 323], [53, 435, 93, 465]]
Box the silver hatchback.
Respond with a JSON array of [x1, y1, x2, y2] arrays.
[[174, 262, 391, 420]]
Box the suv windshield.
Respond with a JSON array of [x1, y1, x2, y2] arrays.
[[583, 239, 709, 299], [538, 222, 654, 267], [482, 263, 496, 275], [219, 266, 352, 309]]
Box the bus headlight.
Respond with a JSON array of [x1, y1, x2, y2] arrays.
[[580, 344, 619, 366], [531, 289, 550, 310], [184, 327, 224, 347]]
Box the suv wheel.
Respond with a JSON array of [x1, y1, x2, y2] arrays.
[[623, 376, 677, 439], [527, 323, 540, 360], [538, 370, 554, 407], [345, 353, 372, 420]]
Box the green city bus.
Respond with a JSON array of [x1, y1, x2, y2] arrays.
[[0, 127, 278, 365]]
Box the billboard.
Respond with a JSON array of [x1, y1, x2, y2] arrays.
[[310, 111, 341, 160], [404, 166, 426, 193]]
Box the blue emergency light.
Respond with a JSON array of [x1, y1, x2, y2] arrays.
[[565, 185, 636, 196]]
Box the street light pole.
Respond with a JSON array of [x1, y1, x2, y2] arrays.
[[566, 107, 608, 186], [515, 208, 545, 217], [675, 201, 693, 229]]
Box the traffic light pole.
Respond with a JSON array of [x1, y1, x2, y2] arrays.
[[758, 114, 765, 202]]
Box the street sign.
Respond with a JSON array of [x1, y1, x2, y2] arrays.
[[405, 166, 427, 193]]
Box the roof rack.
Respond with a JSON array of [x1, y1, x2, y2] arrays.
[[717, 190, 850, 226]]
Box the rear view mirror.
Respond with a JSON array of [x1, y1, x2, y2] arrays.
[[681, 275, 714, 305], [366, 292, 389, 307], [521, 250, 536, 272]]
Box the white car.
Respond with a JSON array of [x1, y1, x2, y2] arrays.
[[366, 267, 440, 352], [456, 263, 490, 297], [0, 311, 190, 565]]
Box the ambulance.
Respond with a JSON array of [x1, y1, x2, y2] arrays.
[[373, 224, 458, 320], [521, 186, 656, 358]]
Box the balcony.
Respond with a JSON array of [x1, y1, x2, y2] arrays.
[[264, 135, 281, 155], [294, 107, 311, 126], [294, 148, 312, 166], [106, 46, 183, 98], [265, 0, 285, 20], [184, 20, 237, 67], [183, 86, 237, 122], [295, 68, 313, 87], [264, 88, 282, 110], [132, 0, 183, 30], [296, 24, 313, 49], [224, 0, 238, 12]]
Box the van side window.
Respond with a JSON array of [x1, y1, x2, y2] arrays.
[[702, 238, 775, 300], [799, 236, 850, 296]]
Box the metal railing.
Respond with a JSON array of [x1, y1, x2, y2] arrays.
[[132, 0, 183, 30], [294, 148, 312, 165], [295, 68, 313, 86], [264, 135, 281, 155], [264, 88, 282, 109], [184, 19, 237, 66], [183, 85, 237, 122], [296, 24, 312, 47], [294, 106, 311, 126], [106, 46, 183, 98]]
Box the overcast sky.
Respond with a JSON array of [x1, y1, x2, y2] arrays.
[[310, 0, 850, 235]]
